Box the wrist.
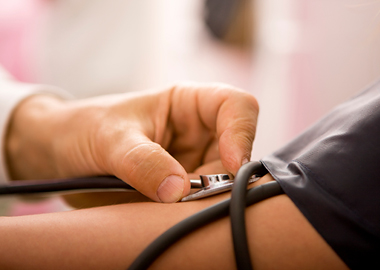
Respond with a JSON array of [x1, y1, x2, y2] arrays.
[[5, 95, 65, 180]]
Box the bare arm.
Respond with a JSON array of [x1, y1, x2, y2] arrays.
[[0, 174, 348, 270]]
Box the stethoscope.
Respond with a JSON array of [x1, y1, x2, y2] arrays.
[[0, 167, 265, 202], [0, 161, 284, 270]]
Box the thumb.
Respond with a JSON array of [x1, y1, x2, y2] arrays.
[[107, 133, 190, 203]]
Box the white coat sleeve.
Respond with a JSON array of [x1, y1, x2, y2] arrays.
[[0, 66, 72, 183]]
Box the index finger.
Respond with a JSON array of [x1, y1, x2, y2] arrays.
[[175, 83, 259, 175]]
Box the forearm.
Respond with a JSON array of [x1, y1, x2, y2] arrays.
[[0, 190, 213, 269], [0, 175, 347, 270]]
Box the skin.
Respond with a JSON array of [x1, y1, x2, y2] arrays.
[[0, 175, 348, 269], [2, 83, 348, 268], [5, 82, 258, 204]]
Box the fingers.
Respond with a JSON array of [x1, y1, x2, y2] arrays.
[[67, 83, 258, 204], [199, 84, 258, 175], [171, 83, 259, 176], [107, 131, 191, 203]]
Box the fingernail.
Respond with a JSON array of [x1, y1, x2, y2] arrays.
[[157, 175, 184, 203]]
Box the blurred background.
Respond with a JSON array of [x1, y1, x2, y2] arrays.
[[1, 0, 380, 215]]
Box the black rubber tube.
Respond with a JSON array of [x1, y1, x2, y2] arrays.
[[0, 176, 133, 195], [128, 168, 283, 270], [230, 161, 266, 270]]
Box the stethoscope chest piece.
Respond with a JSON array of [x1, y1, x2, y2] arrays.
[[181, 173, 259, 202]]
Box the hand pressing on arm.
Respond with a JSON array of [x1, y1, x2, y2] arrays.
[[5, 82, 259, 204]]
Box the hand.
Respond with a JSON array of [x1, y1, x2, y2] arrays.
[[6, 82, 259, 203]]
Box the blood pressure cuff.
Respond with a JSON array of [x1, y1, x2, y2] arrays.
[[261, 81, 380, 269]]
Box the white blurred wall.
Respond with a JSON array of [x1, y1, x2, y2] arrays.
[[3, 0, 380, 161], [251, 0, 380, 160], [35, 0, 253, 98]]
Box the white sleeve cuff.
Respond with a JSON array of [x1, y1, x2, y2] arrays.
[[0, 76, 72, 183]]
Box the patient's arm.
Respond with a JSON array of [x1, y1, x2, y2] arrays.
[[0, 174, 348, 270]]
